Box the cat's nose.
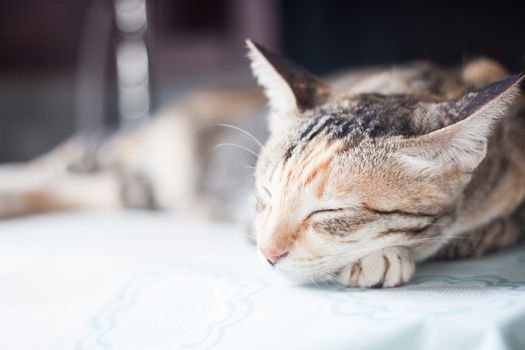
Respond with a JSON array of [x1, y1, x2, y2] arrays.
[[260, 246, 289, 266]]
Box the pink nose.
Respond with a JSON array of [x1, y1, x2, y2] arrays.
[[260, 246, 289, 266]]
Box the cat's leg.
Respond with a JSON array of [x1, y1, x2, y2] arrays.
[[0, 137, 88, 192], [0, 130, 121, 218], [337, 247, 415, 288], [0, 171, 121, 219]]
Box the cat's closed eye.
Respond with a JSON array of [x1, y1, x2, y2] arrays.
[[305, 207, 354, 221]]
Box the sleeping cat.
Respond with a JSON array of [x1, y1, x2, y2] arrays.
[[0, 40, 523, 288], [247, 41, 525, 287]]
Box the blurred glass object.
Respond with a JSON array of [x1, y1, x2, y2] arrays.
[[115, 0, 147, 33], [75, 0, 112, 132], [115, 0, 150, 126]]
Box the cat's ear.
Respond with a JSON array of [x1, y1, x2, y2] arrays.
[[246, 39, 331, 118], [397, 73, 524, 176]]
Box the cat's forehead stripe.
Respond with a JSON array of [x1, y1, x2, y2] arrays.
[[276, 137, 342, 200], [284, 94, 424, 160]]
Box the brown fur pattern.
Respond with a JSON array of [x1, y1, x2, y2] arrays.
[[248, 40, 525, 287]]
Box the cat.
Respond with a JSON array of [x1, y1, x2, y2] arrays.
[[0, 40, 523, 288], [247, 40, 525, 287], [0, 87, 268, 222]]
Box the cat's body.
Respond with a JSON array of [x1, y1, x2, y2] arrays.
[[1, 41, 523, 287], [0, 87, 268, 221]]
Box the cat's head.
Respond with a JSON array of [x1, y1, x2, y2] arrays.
[[247, 40, 524, 282]]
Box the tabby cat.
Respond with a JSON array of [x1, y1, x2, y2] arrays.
[[0, 40, 523, 288], [247, 41, 525, 287]]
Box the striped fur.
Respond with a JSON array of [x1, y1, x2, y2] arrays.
[[249, 41, 525, 287]]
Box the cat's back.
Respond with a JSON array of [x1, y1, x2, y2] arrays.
[[329, 58, 510, 100]]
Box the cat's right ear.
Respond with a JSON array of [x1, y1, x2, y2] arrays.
[[246, 39, 331, 131], [396, 73, 524, 177]]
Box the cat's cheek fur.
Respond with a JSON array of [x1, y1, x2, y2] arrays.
[[337, 247, 415, 288]]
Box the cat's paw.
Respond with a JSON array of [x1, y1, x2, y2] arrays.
[[338, 247, 415, 288]]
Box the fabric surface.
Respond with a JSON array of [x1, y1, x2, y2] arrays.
[[0, 212, 524, 350]]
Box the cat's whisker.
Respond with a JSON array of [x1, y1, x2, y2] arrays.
[[213, 143, 260, 158], [407, 236, 485, 250], [426, 222, 458, 228], [193, 123, 263, 149], [414, 233, 485, 243], [215, 123, 264, 148], [318, 276, 336, 288], [323, 271, 340, 284], [232, 173, 256, 184]]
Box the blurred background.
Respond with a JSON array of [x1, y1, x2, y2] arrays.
[[0, 0, 524, 162]]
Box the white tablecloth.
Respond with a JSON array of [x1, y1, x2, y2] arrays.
[[0, 212, 524, 350]]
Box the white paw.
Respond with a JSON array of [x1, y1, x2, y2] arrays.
[[338, 247, 415, 288]]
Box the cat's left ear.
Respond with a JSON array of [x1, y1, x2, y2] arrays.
[[397, 73, 524, 176], [246, 39, 332, 120]]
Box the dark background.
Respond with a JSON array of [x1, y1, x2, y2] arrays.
[[282, 1, 525, 73], [1, 0, 524, 162]]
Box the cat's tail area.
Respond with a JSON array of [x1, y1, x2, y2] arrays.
[[0, 171, 122, 219], [0, 131, 123, 219], [0, 112, 199, 219], [0, 85, 265, 220]]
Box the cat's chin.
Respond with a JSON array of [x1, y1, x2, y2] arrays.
[[274, 264, 344, 286]]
